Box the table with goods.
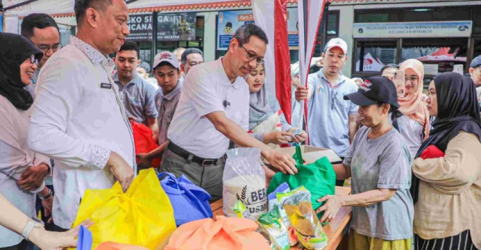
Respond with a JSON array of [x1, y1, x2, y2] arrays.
[[210, 186, 352, 250], [70, 144, 352, 250]]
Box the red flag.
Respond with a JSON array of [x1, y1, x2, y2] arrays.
[[274, 0, 292, 124]]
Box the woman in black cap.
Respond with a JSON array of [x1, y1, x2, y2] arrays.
[[317, 76, 413, 250], [412, 72, 481, 250], [0, 32, 87, 250]]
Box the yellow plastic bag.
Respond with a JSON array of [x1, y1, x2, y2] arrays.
[[72, 169, 177, 249]]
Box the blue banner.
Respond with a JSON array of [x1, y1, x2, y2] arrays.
[[217, 9, 299, 50]]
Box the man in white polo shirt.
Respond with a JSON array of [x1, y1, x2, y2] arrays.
[[162, 24, 296, 201], [28, 0, 135, 231]]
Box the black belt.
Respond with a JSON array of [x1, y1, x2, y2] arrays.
[[167, 142, 223, 166]]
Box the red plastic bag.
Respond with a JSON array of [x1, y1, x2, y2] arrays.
[[130, 120, 161, 168], [420, 145, 445, 160]]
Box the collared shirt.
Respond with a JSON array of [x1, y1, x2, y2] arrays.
[[0, 95, 51, 247], [112, 72, 158, 124], [28, 36, 135, 229], [307, 69, 358, 157], [156, 80, 183, 145], [167, 58, 249, 159]]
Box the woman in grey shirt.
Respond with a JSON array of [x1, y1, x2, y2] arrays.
[[317, 76, 413, 250]]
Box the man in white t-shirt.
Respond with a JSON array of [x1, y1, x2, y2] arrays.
[[163, 24, 296, 201]]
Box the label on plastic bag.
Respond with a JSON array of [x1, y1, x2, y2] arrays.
[[278, 186, 328, 250]]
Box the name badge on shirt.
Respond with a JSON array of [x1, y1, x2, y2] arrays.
[[100, 82, 112, 89]]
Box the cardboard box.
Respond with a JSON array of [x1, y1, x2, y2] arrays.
[[271, 145, 342, 165]]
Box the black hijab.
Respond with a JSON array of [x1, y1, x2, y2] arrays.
[[411, 72, 481, 203], [0, 32, 43, 110]]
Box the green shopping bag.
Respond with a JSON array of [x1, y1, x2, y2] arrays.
[[267, 145, 336, 220]]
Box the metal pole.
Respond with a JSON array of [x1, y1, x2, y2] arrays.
[[151, 11, 158, 65], [302, 0, 308, 56]]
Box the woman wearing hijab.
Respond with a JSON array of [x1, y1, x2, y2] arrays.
[[318, 76, 413, 250], [412, 72, 481, 250], [0, 32, 57, 249], [246, 63, 307, 146], [398, 59, 430, 159]]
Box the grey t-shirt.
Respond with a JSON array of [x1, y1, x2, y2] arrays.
[[343, 126, 413, 241], [113, 72, 158, 124]]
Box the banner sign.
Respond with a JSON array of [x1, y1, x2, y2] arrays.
[[353, 21, 472, 38], [157, 13, 196, 41], [127, 13, 153, 41], [217, 9, 298, 50]]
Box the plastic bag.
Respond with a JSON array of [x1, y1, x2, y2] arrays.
[[158, 172, 213, 227], [223, 148, 267, 219], [131, 120, 161, 168], [233, 200, 256, 221], [165, 216, 271, 250], [267, 145, 336, 219], [96, 242, 149, 250], [72, 169, 177, 249], [77, 226, 93, 250], [258, 208, 290, 250], [278, 186, 328, 250], [267, 183, 298, 246]]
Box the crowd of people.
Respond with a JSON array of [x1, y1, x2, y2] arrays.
[[0, 0, 480, 249]]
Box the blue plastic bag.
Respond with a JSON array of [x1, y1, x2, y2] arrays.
[[77, 225, 93, 250], [158, 172, 213, 226]]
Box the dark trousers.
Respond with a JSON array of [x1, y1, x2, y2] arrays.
[[0, 241, 29, 250], [47, 222, 69, 232]]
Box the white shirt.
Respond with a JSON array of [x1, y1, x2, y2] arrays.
[[28, 36, 135, 229], [397, 115, 424, 159], [0, 96, 50, 247], [167, 58, 249, 159]]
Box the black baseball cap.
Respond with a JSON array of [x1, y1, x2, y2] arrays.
[[344, 76, 399, 108]]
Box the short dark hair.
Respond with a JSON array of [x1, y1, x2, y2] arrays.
[[21, 13, 59, 39], [74, 0, 113, 24], [181, 48, 203, 64], [118, 40, 139, 59], [233, 24, 269, 47], [380, 64, 399, 75]]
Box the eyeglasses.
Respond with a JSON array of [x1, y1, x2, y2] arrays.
[[240, 45, 264, 66], [405, 76, 419, 82], [30, 55, 39, 66], [37, 44, 62, 53]]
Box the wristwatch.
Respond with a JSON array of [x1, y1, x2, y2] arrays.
[[21, 217, 44, 241], [39, 188, 53, 201]]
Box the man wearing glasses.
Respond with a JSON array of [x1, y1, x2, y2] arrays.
[[21, 13, 61, 99], [161, 24, 297, 201]]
